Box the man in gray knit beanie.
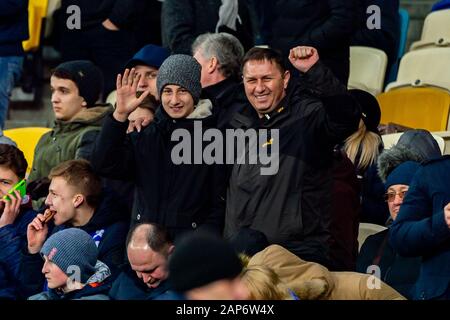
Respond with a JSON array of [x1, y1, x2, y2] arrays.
[[40, 228, 98, 285], [156, 54, 202, 105]]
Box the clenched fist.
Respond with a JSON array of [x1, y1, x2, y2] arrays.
[[288, 46, 319, 74]]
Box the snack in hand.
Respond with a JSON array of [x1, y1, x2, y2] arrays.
[[42, 209, 56, 223]]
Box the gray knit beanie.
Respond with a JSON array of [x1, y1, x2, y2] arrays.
[[41, 228, 98, 283], [156, 54, 202, 104]]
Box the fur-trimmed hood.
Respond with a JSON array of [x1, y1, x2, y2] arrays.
[[378, 130, 442, 182], [377, 145, 425, 182]]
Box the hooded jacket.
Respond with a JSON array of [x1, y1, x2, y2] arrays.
[[28, 261, 112, 300], [378, 129, 442, 182], [28, 104, 113, 183], [224, 62, 360, 266], [92, 99, 226, 238], [17, 189, 128, 298], [249, 245, 405, 300]]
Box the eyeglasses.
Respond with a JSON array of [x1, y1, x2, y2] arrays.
[[384, 190, 408, 202]]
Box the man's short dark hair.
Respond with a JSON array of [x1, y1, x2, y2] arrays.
[[242, 47, 287, 74], [0, 144, 27, 179], [126, 223, 173, 253]]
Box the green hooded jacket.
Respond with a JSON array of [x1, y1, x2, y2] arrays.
[[28, 104, 113, 182]]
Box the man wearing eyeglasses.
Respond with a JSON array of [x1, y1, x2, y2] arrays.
[[357, 161, 422, 299], [390, 156, 450, 300]]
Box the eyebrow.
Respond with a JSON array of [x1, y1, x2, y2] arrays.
[[0, 178, 13, 184]]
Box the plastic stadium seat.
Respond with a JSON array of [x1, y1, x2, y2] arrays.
[[358, 223, 387, 251], [23, 0, 49, 52], [385, 8, 410, 85], [377, 87, 450, 132], [381, 132, 445, 154], [348, 46, 388, 96], [410, 9, 450, 51], [385, 47, 450, 92], [3, 127, 51, 174]]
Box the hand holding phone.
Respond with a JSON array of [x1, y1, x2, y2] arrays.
[[3, 179, 27, 202]]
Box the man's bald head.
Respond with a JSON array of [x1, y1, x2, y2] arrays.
[[126, 223, 172, 252]]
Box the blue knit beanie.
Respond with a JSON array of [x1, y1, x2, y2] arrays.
[[41, 228, 98, 283], [125, 44, 170, 69], [156, 54, 202, 104], [385, 161, 420, 190]]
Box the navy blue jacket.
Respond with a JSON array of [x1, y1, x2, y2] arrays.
[[109, 265, 170, 300], [0, 0, 29, 56], [17, 190, 128, 298], [390, 156, 450, 300], [0, 207, 37, 299]]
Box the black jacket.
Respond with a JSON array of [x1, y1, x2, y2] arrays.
[[17, 190, 128, 298], [224, 62, 360, 267], [351, 0, 400, 66], [60, 0, 139, 30], [266, 0, 357, 84], [0, 0, 28, 56], [91, 105, 227, 239], [202, 77, 248, 130], [357, 229, 421, 299], [161, 0, 254, 54]]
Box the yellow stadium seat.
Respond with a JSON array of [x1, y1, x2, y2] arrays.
[[410, 9, 450, 51], [385, 47, 450, 92], [348, 46, 388, 96], [377, 87, 450, 132], [23, 0, 49, 52], [3, 127, 51, 173]]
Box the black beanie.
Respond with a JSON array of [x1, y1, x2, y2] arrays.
[[169, 232, 243, 292], [349, 89, 381, 133], [53, 60, 104, 107]]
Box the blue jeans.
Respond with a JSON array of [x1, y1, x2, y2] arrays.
[[0, 56, 24, 129]]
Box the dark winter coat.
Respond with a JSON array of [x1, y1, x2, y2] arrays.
[[266, 0, 357, 84], [224, 62, 360, 267], [351, 0, 400, 66], [357, 229, 421, 299], [0, 0, 28, 56], [390, 156, 450, 300], [91, 101, 227, 239], [0, 206, 37, 299], [60, 0, 139, 30], [161, 0, 254, 54]]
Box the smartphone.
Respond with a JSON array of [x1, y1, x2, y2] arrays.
[[3, 179, 27, 202]]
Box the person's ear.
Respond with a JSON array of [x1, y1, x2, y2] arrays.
[[81, 99, 88, 107], [283, 70, 291, 89], [209, 57, 218, 74], [167, 244, 175, 256], [73, 194, 85, 208]]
